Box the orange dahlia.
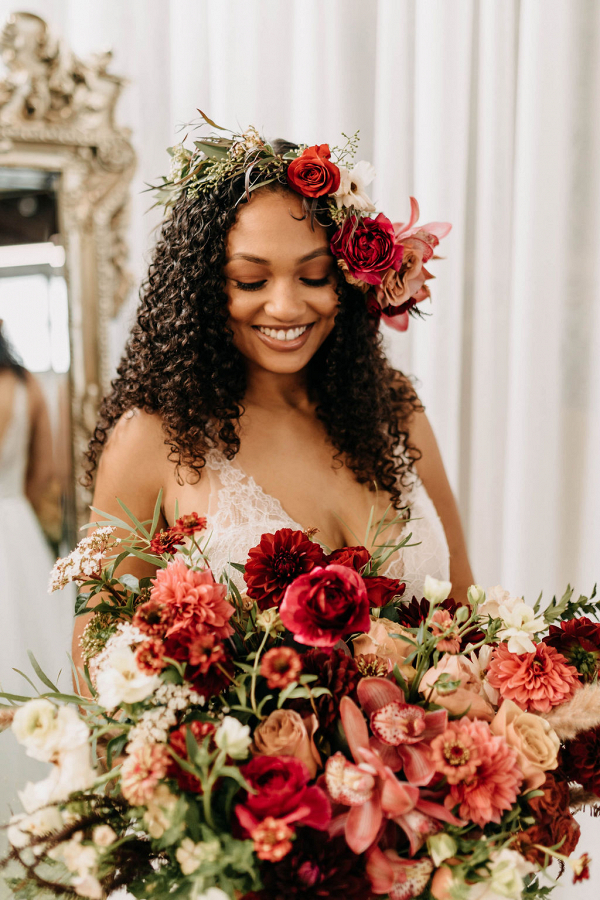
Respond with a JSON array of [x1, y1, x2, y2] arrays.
[[487, 642, 579, 713]]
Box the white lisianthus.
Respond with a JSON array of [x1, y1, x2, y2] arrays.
[[496, 601, 546, 654], [176, 837, 220, 875], [427, 833, 458, 867], [468, 848, 535, 900], [95, 645, 161, 708], [214, 716, 252, 759], [332, 161, 376, 211], [12, 700, 89, 762], [423, 575, 452, 605], [51, 744, 97, 798], [8, 776, 64, 848]]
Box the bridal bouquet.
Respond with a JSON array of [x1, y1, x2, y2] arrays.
[[1, 497, 599, 900]]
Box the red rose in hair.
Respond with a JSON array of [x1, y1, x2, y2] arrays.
[[168, 721, 216, 793], [244, 528, 326, 610], [286, 144, 340, 198], [363, 575, 405, 607], [235, 756, 330, 835], [326, 545, 371, 571], [330, 214, 403, 286], [279, 564, 370, 648], [543, 617, 600, 682]]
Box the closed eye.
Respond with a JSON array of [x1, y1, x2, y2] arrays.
[[233, 276, 331, 291]]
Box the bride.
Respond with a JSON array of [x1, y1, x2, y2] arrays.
[[73, 128, 473, 665]]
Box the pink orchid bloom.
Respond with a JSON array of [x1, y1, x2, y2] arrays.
[[357, 677, 448, 786], [329, 696, 462, 854], [367, 846, 434, 900], [393, 196, 453, 244]]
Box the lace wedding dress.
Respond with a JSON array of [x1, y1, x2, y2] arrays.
[[201, 447, 450, 595]]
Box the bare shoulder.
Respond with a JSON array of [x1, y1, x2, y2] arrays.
[[97, 408, 169, 496]]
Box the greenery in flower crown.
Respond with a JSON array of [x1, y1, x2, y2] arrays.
[[150, 109, 360, 223]]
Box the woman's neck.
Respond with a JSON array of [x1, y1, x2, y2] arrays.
[[243, 363, 313, 412]]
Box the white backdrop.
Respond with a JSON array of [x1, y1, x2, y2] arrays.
[[1, 0, 599, 894]]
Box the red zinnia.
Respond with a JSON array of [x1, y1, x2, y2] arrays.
[[132, 597, 175, 637], [173, 512, 207, 536], [260, 647, 302, 689], [135, 638, 166, 674], [149, 528, 185, 555], [487, 642, 579, 712], [244, 528, 326, 610]]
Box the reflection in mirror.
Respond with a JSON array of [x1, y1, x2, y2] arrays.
[[0, 165, 75, 554]]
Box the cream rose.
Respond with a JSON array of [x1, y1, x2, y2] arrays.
[[490, 699, 560, 790], [353, 616, 416, 679], [251, 709, 321, 778], [419, 654, 495, 721]]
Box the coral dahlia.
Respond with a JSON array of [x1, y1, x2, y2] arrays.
[[150, 559, 234, 639], [487, 642, 579, 712], [442, 719, 523, 827]]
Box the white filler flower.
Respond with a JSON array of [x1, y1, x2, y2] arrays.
[[496, 601, 546, 654], [96, 645, 161, 708], [214, 716, 252, 759]]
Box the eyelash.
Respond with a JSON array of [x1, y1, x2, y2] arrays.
[[234, 276, 331, 292]]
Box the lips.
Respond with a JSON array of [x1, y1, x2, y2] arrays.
[[252, 322, 315, 351]]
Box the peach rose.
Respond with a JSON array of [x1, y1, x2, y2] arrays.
[[251, 710, 321, 779], [353, 617, 416, 680], [419, 654, 495, 721], [490, 699, 560, 791]]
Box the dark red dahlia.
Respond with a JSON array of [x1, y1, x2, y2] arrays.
[[543, 617, 600, 682], [244, 528, 326, 610], [149, 528, 185, 555], [167, 721, 216, 793], [290, 647, 360, 731], [260, 830, 372, 900], [562, 724, 600, 796], [396, 596, 484, 650]]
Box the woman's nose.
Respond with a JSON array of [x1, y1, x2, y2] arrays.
[[262, 279, 306, 321]]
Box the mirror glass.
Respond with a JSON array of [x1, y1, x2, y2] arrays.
[[0, 165, 76, 554]]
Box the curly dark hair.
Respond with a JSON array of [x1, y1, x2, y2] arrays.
[[85, 168, 423, 508]]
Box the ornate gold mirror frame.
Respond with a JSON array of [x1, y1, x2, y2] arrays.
[[0, 11, 135, 531]]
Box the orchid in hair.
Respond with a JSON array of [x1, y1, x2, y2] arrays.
[[150, 111, 452, 331]]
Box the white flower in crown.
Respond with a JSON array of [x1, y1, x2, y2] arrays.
[[95, 645, 161, 709], [332, 160, 376, 211]]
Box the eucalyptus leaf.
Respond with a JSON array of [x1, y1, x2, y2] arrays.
[[27, 652, 59, 692]]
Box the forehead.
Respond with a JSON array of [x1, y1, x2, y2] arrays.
[[226, 189, 330, 259]]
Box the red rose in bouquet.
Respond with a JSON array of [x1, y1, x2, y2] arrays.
[[330, 214, 403, 286], [279, 564, 370, 648], [363, 575, 405, 607], [235, 756, 330, 835], [245, 528, 326, 610], [286, 144, 340, 198], [327, 545, 371, 571]]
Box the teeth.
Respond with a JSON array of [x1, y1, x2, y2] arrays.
[[257, 325, 310, 342]]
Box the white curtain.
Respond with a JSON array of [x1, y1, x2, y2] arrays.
[[1, 0, 598, 893]]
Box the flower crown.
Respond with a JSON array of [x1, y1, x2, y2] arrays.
[[153, 111, 452, 331]]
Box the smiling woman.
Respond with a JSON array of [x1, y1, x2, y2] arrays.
[[77, 129, 473, 674]]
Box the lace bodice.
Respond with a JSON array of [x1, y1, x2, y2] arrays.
[[202, 448, 450, 598]]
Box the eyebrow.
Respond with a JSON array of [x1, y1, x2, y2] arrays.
[[226, 248, 331, 265]]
